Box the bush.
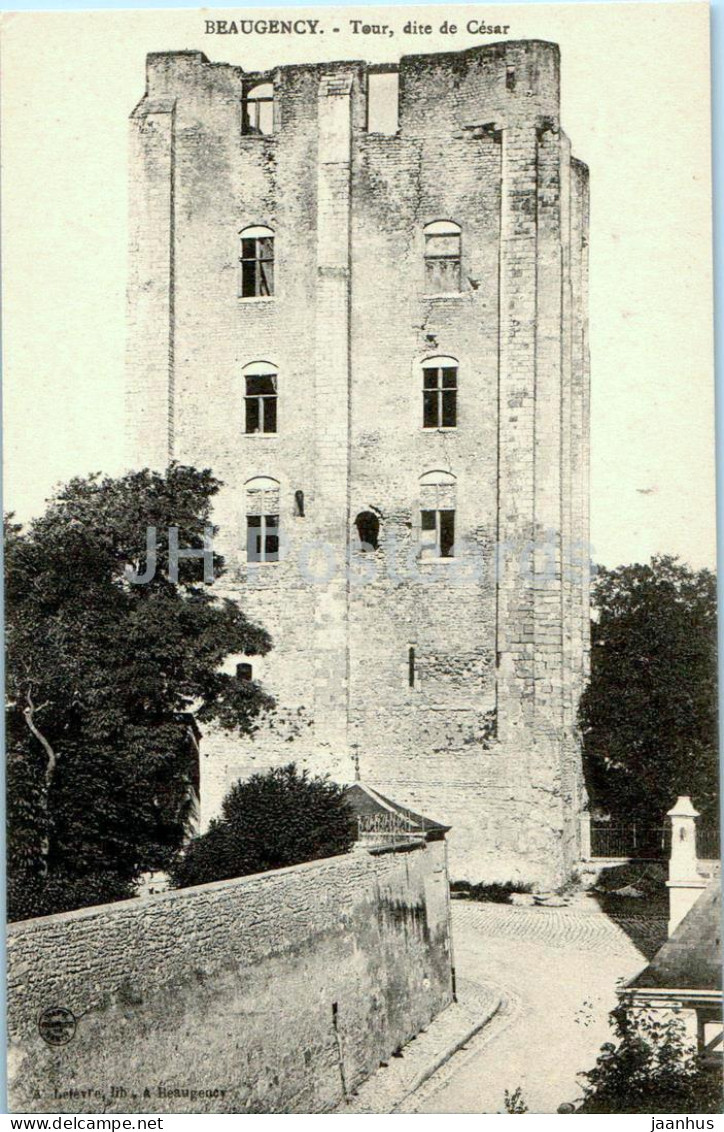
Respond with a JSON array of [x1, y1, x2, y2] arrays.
[[169, 764, 357, 889], [577, 1005, 722, 1113], [502, 1087, 529, 1113], [451, 880, 533, 904]]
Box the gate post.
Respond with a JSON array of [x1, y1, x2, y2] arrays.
[[579, 811, 592, 860], [666, 795, 705, 935]]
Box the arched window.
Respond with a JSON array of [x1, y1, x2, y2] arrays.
[[354, 510, 380, 551], [419, 470, 456, 559], [243, 82, 274, 136], [424, 220, 462, 294], [236, 662, 253, 681], [419, 469, 456, 488], [243, 361, 277, 434], [422, 356, 458, 429], [239, 225, 274, 298], [246, 476, 280, 563]]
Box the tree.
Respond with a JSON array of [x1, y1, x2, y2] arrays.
[[579, 556, 718, 828], [6, 465, 273, 920], [577, 1005, 722, 1113], [169, 764, 357, 888]]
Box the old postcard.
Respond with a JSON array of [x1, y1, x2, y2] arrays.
[[2, 1, 719, 1116]]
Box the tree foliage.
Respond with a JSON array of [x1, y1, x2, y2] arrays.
[[577, 1005, 722, 1113], [169, 763, 357, 888], [6, 465, 273, 920], [579, 556, 718, 826]]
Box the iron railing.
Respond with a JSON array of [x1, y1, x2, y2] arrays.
[[356, 811, 419, 846], [586, 819, 720, 861]]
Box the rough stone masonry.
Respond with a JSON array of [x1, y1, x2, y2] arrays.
[[8, 841, 453, 1113], [126, 40, 591, 886]]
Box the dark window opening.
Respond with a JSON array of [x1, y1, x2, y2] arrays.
[[294, 489, 305, 517], [240, 234, 274, 298], [245, 372, 277, 433], [506, 67, 516, 91], [355, 511, 380, 551], [242, 83, 274, 136], [423, 365, 458, 428], [236, 662, 253, 681], [408, 647, 415, 688], [420, 509, 455, 559], [440, 510, 455, 557], [247, 513, 279, 563]]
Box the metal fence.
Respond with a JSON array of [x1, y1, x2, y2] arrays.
[[586, 819, 720, 861], [356, 811, 420, 846]]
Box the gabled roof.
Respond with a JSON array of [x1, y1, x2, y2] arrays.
[[344, 783, 450, 839], [628, 879, 722, 993]]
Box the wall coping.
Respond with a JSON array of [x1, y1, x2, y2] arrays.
[[8, 841, 427, 934]]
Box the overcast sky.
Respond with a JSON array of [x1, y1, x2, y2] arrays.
[[1, 1, 715, 569]]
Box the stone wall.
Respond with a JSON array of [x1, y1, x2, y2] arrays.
[[126, 41, 590, 887], [8, 841, 453, 1113]]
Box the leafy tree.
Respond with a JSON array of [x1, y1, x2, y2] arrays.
[[169, 763, 357, 888], [579, 556, 718, 828], [577, 1005, 722, 1113], [6, 465, 273, 920]]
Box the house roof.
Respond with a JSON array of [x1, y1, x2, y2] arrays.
[[344, 783, 450, 839], [627, 879, 722, 993]]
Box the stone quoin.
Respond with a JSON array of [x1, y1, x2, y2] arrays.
[[126, 41, 591, 886]]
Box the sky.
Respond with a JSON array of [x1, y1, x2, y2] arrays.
[[0, 1, 716, 569]]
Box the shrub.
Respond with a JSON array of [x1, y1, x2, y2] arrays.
[[577, 1005, 722, 1113], [451, 880, 533, 903], [502, 1087, 529, 1113], [169, 763, 357, 889]]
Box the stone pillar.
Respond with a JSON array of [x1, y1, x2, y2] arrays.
[[496, 115, 577, 881], [495, 122, 538, 751], [312, 74, 353, 774], [667, 795, 706, 935], [579, 812, 592, 861], [126, 96, 176, 469]]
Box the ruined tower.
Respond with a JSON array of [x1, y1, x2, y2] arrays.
[[127, 41, 590, 885]]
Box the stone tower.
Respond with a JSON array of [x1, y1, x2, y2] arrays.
[[127, 41, 590, 885]]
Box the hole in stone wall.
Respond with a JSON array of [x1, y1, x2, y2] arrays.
[[367, 70, 399, 134], [355, 511, 380, 551], [506, 67, 516, 91], [237, 662, 253, 681], [409, 647, 416, 688], [242, 82, 274, 136], [294, 489, 305, 517]]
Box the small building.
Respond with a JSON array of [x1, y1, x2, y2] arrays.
[[619, 798, 722, 1063], [345, 782, 450, 847]]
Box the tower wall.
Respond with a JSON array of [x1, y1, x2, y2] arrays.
[[127, 42, 590, 885]]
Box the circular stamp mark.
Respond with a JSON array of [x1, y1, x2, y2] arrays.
[[38, 1006, 77, 1046]]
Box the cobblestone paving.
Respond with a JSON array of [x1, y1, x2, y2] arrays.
[[405, 901, 667, 1114], [457, 898, 668, 954]]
